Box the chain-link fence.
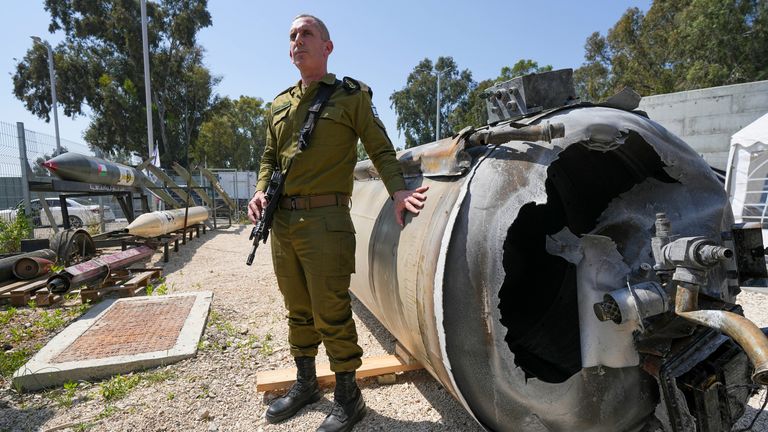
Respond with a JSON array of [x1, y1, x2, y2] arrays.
[[0, 120, 93, 209]]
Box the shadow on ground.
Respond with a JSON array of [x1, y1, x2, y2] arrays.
[[350, 297, 482, 431], [0, 405, 56, 432]]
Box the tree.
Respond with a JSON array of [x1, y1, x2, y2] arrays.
[[193, 96, 268, 170], [573, 0, 768, 101], [13, 0, 217, 167], [451, 60, 553, 130], [390, 57, 474, 148]]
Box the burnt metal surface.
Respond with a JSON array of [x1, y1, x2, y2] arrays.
[[485, 69, 577, 123], [0, 249, 56, 283], [47, 245, 154, 293], [348, 102, 756, 431]]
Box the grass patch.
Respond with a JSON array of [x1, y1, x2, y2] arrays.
[[99, 374, 141, 402], [0, 307, 18, 325], [50, 380, 79, 408], [35, 310, 67, 332], [260, 333, 274, 356], [142, 369, 175, 384], [0, 348, 32, 377]]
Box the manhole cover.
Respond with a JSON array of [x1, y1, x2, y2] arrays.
[[53, 296, 196, 363]]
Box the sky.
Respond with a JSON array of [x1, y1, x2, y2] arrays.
[[0, 0, 652, 153]]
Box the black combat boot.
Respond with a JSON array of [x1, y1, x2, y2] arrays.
[[316, 371, 367, 432], [265, 356, 322, 423]]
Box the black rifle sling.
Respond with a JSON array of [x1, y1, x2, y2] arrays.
[[297, 79, 340, 152]]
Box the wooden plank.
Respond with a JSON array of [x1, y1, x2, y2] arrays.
[[255, 354, 423, 392], [0, 276, 47, 296], [200, 168, 236, 211], [145, 164, 191, 204], [122, 269, 161, 288], [172, 162, 215, 208], [9, 278, 48, 295]]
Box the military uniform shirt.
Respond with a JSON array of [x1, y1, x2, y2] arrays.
[[257, 73, 406, 197]]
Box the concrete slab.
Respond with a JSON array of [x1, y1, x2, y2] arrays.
[[12, 291, 213, 391]]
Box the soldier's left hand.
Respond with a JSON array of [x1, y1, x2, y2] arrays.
[[392, 186, 429, 227]]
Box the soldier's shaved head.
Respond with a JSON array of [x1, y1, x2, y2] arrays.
[[293, 14, 330, 41]]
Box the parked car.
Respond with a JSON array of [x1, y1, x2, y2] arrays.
[[0, 198, 116, 228]]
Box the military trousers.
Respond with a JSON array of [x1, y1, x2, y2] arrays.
[[270, 204, 363, 372]]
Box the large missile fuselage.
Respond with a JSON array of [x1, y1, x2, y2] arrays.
[[125, 207, 209, 237], [42, 153, 146, 187], [349, 106, 745, 431]]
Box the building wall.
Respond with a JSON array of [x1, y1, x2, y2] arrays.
[[638, 80, 768, 170]]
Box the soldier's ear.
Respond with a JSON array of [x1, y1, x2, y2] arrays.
[[324, 40, 334, 57]]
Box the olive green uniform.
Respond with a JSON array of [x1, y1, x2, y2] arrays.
[[257, 73, 405, 372]]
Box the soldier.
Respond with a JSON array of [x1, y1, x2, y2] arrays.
[[247, 14, 428, 432]]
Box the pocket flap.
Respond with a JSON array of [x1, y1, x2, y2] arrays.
[[325, 216, 356, 233]]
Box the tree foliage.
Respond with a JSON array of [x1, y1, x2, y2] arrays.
[[13, 0, 217, 167], [574, 0, 768, 101], [194, 96, 268, 170], [389, 57, 474, 148]]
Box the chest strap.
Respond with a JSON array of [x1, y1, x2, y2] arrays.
[[298, 80, 340, 152]]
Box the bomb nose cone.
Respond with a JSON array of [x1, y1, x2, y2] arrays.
[[42, 160, 57, 172]]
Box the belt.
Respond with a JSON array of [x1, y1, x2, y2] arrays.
[[279, 194, 350, 210]]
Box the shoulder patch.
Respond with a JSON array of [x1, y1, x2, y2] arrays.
[[342, 76, 373, 97], [272, 102, 291, 115]]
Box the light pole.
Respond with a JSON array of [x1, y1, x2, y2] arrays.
[[434, 68, 448, 141], [140, 0, 154, 165], [30, 36, 61, 155]]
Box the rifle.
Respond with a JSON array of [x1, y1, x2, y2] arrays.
[[246, 169, 284, 265]]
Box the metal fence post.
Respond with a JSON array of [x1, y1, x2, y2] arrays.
[[16, 122, 31, 215]]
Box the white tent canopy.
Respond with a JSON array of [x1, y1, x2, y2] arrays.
[[726, 113, 768, 223]]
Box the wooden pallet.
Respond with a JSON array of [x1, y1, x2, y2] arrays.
[[255, 343, 423, 392], [80, 268, 163, 303], [35, 288, 64, 307], [0, 276, 50, 306]]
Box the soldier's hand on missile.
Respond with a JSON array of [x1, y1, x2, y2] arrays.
[[248, 191, 268, 224], [393, 185, 429, 227]]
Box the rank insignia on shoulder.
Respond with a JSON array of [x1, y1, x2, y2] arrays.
[[371, 104, 380, 118], [342, 76, 359, 93]]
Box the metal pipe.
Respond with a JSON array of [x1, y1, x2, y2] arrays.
[[46, 245, 154, 293], [467, 121, 565, 147], [0, 249, 57, 283], [13, 257, 54, 280], [675, 282, 768, 385]]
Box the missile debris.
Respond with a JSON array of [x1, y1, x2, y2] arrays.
[[42, 153, 146, 187], [346, 69, 768, 431], [124, 206, 209, 238], [47, 246, 154, 293], [13, 257, 54, 280], [0, 249, 57, 283]]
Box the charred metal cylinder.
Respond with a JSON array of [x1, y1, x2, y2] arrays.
[[47, 245, 154, 293], [0, 249, 57, 282], [349, 105, 752, 431], [12, 257, 54, 280]]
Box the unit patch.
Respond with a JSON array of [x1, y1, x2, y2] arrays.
[[371, 104, 380, 118]]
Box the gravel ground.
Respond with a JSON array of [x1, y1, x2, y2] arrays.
[[0, 224, 766, 431]]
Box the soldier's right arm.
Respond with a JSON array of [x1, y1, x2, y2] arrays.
[[256, 109, 277, 192]]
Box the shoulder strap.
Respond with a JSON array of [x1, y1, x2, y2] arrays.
[[297, 79, 340, 152]]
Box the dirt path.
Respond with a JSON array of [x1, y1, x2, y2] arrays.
[[1, 225, 766, 431]]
